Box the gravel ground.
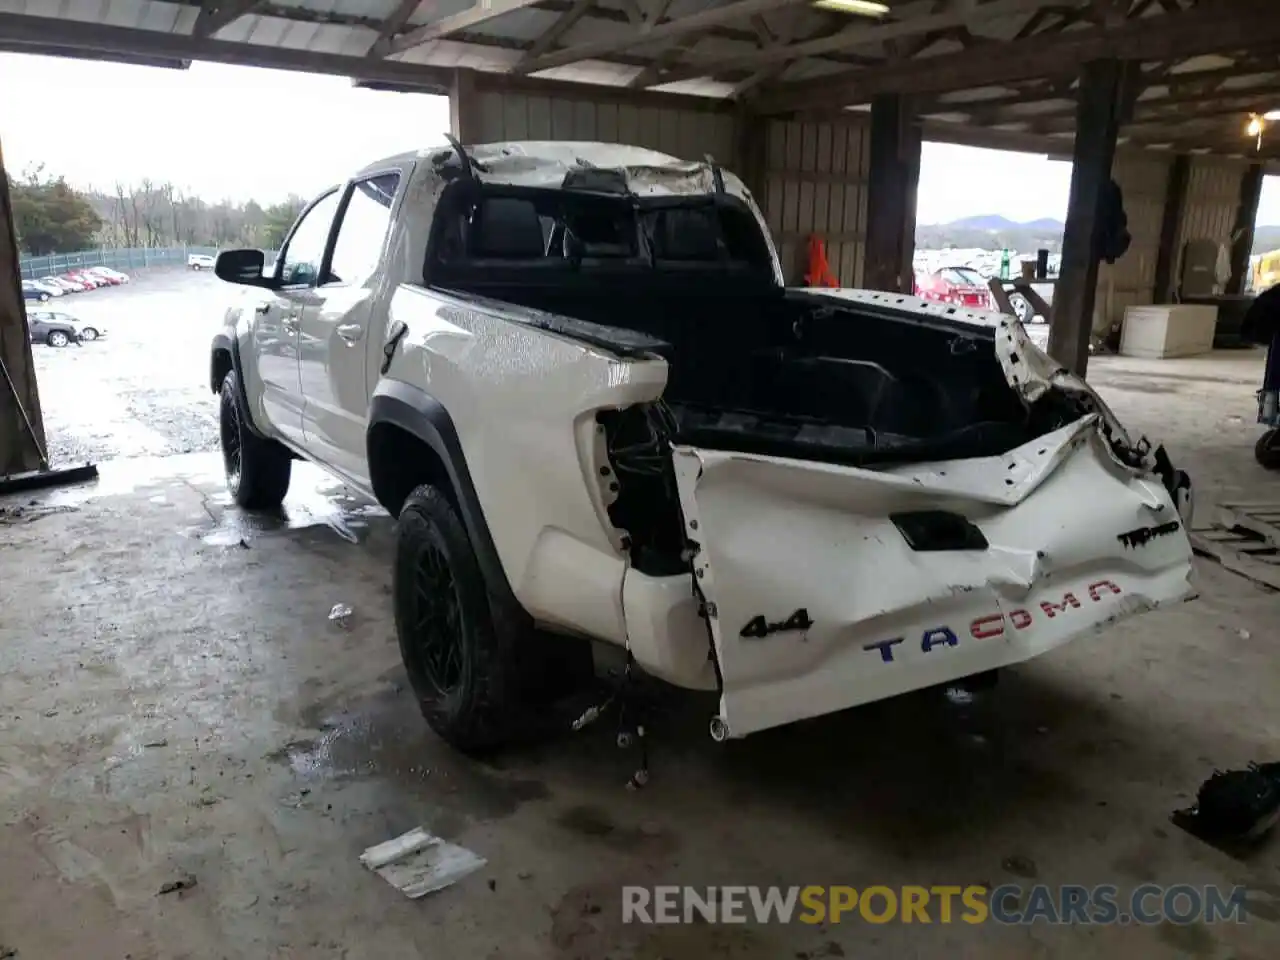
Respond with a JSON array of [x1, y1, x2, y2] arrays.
[[29, 268, 231, 467]]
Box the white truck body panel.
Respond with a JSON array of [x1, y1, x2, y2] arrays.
[[213, 140, 1196, 741]]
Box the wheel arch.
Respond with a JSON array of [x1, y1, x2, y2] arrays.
[[211, 332, 266, 439], [368, 380, 523, 620]]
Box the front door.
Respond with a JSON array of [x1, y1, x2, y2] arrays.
[[298, 170, 403, 487], [257, 189, 342, 446]]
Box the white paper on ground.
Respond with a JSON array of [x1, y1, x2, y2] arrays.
[[359, 827, 487, 899]]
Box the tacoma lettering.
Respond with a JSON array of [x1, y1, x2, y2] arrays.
[[865, 581, 1126, 662]]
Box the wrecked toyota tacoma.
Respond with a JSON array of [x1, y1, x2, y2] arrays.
[[209, 140, 1196, 751]]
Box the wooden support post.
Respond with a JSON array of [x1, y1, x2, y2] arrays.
[[1153, 154, 1190, 303], [864, 94, 921, 294], [1228, 162, 1265, 296], [732, 107, 769, 207], [0, 136, 48, 477], [1049, 59, 1129, 377], [448, 68, 484, 143]]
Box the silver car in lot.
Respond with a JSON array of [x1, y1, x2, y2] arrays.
[[27, 310, 105, 347]]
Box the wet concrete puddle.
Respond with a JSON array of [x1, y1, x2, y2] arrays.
[[5, 451, 385, 545]]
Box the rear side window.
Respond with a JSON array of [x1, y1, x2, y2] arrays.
[[327, 172, 401, 287]]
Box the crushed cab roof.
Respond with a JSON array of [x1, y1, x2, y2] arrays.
[[360, 140, 749, 198]]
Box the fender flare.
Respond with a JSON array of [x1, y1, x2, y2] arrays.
[[368, 379, 523, 620], [211, 332, 266, 439]]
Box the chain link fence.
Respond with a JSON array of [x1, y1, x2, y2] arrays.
[[18, 246, 277, 279]]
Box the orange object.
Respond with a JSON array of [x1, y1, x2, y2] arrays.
[[804, 234, 839, 288]]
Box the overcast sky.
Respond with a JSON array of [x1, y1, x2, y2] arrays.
[[2, 53, 1279, 226]]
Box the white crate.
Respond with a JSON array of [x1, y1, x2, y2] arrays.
[[1119, 304, 1217, 359]]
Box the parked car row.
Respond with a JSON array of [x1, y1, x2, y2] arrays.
[[21, 267, 131, 302]]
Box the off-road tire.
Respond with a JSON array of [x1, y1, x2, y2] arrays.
[[395, 485, 528, 753], [219, 369, 291, 509], [1256, 428, 1280, 470]]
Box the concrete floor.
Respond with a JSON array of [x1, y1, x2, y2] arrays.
[[3, 318, 1280, 957]]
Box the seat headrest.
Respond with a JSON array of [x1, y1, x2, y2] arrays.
[[471, 198, 547, 259], [655, 208, 722, 260]]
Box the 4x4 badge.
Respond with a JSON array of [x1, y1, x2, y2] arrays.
[[739, 609, 813, 639]]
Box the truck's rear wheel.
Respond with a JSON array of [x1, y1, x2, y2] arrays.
[[394, 484, 521, 753], [1257, 428, 1280, 470], [219, 370, 292, 509]]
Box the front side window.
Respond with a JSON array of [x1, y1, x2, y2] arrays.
[[326, 172, 401, 287], [280, 190, 341, 288]]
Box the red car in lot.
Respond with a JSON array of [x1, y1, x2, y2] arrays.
[[914, 267, 992, 309], [64, 270, 105, 289]]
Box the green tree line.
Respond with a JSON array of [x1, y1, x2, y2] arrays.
[[9, 166, 306, 256]]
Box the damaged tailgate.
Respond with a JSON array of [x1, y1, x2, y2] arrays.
[[672, 414, 1195, 740]]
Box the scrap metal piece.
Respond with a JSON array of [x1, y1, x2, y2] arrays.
[[359, 827, 486, 899]]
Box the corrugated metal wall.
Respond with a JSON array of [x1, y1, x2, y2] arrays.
[[1095, 151, 1171, 330], [1088, 153, 1248, 331], [1177, 156, 1247, 256], [761, 118, 871, 286], [462, 82, 872, 287], [469, 86, 738, 175]]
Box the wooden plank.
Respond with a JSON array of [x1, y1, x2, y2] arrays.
[[1218, 504, 1280, 545], [1190, 531, 1280, 591]]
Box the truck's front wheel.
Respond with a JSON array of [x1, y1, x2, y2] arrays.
[[394, 484, 520, 753], [219, 370, 292, 509]]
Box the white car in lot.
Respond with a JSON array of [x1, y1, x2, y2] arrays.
[[29, 278, 65, 297], [189, 254, 217, 270], [208, 140, 1196, 752]]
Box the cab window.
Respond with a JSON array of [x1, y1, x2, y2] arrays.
[[279, 190, 341, 288], [325, 172, 401, 287]]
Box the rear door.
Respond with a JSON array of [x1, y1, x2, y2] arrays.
[[256, 189, 342, 447], [27, 311, 48, 341], [298, 170, 403, 487], [670, 416, 1195, 740]]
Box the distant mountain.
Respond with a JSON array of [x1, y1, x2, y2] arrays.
[[919, 217, 1280, 256], [917, 215, 1066, 254], [1254, 224, 1280, 254]]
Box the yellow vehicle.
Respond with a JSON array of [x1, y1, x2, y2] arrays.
[[1254, 249, 1280, 292]]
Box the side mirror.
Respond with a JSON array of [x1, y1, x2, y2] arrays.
[[215, 249, 274, 288]]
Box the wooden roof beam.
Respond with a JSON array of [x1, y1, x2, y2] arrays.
[[192, 0, 264, 38], [367, 0, 421, 59], [389, 0, 549, 57], [622, 0, 1071, 89], [517, 0, 595, 66], [511, 0, 824, 76], [754, 0, 1280, 114]]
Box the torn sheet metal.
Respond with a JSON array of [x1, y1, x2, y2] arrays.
[[671, 417, 1195, 741], [359, 827, 486, 899]]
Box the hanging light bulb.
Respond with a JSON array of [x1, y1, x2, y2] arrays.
[[1248, 113, 1265, 151]]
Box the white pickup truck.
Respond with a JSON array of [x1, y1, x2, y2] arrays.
[[209, 139, 1195, 752]]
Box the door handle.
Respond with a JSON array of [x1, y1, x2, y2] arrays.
[[336, 323, 364, 343], [254, 302, 271, 315]]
